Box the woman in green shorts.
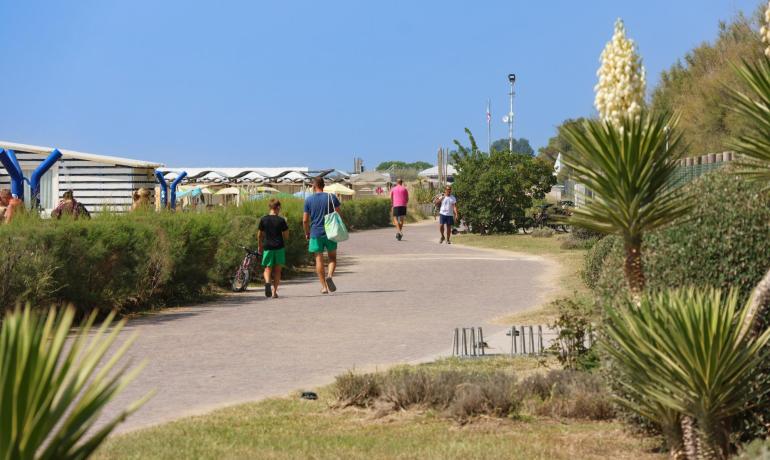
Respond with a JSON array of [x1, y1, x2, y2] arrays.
[[258, 198, 289, 298]]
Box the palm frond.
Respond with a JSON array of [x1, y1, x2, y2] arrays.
[[0, 306, 152, 460], [561, 112, 690, 239], [603, 289, 770, 455], [727, 57, 770, 181]]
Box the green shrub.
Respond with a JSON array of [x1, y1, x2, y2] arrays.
[[333, 371, 382, 408], [546, 296, 599, 371], [342, 198, 391, 230], [519, 370, 614, 420], [591, 170, 770, 443], [560, 236, 598, 250], [0, 197, 388, 316], [531, 227, 555, 238], [582, 235, 620, 290], [572, 226, 605, 241], [593, 169, 770, 306], [335, 367, 521, 421]]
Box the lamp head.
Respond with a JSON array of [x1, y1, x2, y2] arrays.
[[508, 73, 516, 83]]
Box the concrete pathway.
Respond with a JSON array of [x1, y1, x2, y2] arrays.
[[105, 221, 557, 433]]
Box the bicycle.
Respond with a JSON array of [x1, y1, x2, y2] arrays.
[[232, 246, 260, 292]]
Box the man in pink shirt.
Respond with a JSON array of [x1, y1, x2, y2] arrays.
[[390, 178, 409, 241]]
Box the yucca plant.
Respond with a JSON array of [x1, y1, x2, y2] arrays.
[[0, 306, 151, 459], [561, 112, 690, 294], [604, 289, 770, 460]]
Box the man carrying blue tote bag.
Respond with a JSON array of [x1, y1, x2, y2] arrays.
[[303, 177, 345, 294]]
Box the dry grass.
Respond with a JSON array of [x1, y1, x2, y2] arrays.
[[454, 233, 588, 325], [96, 388, 662, 460]]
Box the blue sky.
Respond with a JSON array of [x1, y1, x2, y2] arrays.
[[0, 0, 762, 170]]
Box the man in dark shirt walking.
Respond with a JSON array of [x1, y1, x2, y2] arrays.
[[258, 198, 289, 298], [303, 177, 342, 294]]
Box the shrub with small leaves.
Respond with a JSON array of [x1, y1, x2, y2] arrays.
[[531, 227, 555, 238], [519, 370, 614, 420]]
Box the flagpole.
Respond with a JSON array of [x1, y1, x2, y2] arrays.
[[486, 98, 491, 153]]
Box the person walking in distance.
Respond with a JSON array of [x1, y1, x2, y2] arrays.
[[437, 185, 458, 244], [258, 198, 289, 298], [390, 178, 409, 240], [303, 177, 342, 294]]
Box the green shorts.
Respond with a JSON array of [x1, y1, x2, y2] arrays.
[[308, 236, 338, 253], [261, 248, 286, 267]]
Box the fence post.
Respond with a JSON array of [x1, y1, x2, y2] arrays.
[[538, 325, 544, 354], [520, 325, 526, 354], [510, 327, 516, 355], [452, 328, 459, 356], [529, 326, 535, 354], [477, 327, 485, 356]]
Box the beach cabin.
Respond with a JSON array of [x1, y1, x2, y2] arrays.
[[0, 140, 163, 214]]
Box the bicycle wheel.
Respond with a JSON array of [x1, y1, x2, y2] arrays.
[[232, 268, 250, 292]]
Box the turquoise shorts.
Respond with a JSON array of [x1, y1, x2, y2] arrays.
[[308, 236, 338, 253]]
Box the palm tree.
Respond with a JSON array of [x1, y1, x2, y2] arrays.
[[561, 112, 691, 294], [727, 56, 770, 334]]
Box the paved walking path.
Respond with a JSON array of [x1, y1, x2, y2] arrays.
[[105, 221, 557, 433]]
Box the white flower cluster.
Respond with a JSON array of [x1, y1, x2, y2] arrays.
[[594, 19, 646, 127], [760, 1, 770, 57]]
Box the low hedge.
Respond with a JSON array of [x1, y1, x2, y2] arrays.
[[587, 169, 770, 304], [0, 197, 392, 315]]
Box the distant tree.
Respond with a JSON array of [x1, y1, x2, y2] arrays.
[[650, 10, 764, 154], [452, 129, 555, 233], [376, 160, 433, 171], [490, 137, 534, 156], [538, 118, 588, 162]]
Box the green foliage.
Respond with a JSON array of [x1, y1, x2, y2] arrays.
[[538, 118, 587, 162], [375, 160, 432, 172], [0, 198, 390, 314], [452, 129, 555, 233], [519, 370, 614, 420], [340, 198, 391, 230], [490, 137, 534, 156], [0, 306, 150, 459], [582, 234, 619, 291], [592, 169, 770, 305], [531, 227, 555, 238], [546, 296, 598, 371], [727, 55, 770, 182], [604, 288, 770, 458], [650, 11, 764, 155]]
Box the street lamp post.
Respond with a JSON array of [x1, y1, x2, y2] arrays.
[[507, 73, 516, 152]]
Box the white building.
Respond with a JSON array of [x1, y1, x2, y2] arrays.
[[0, 140, 163, 214]]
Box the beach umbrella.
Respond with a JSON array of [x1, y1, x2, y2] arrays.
[[324, 183, 355, 195]]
